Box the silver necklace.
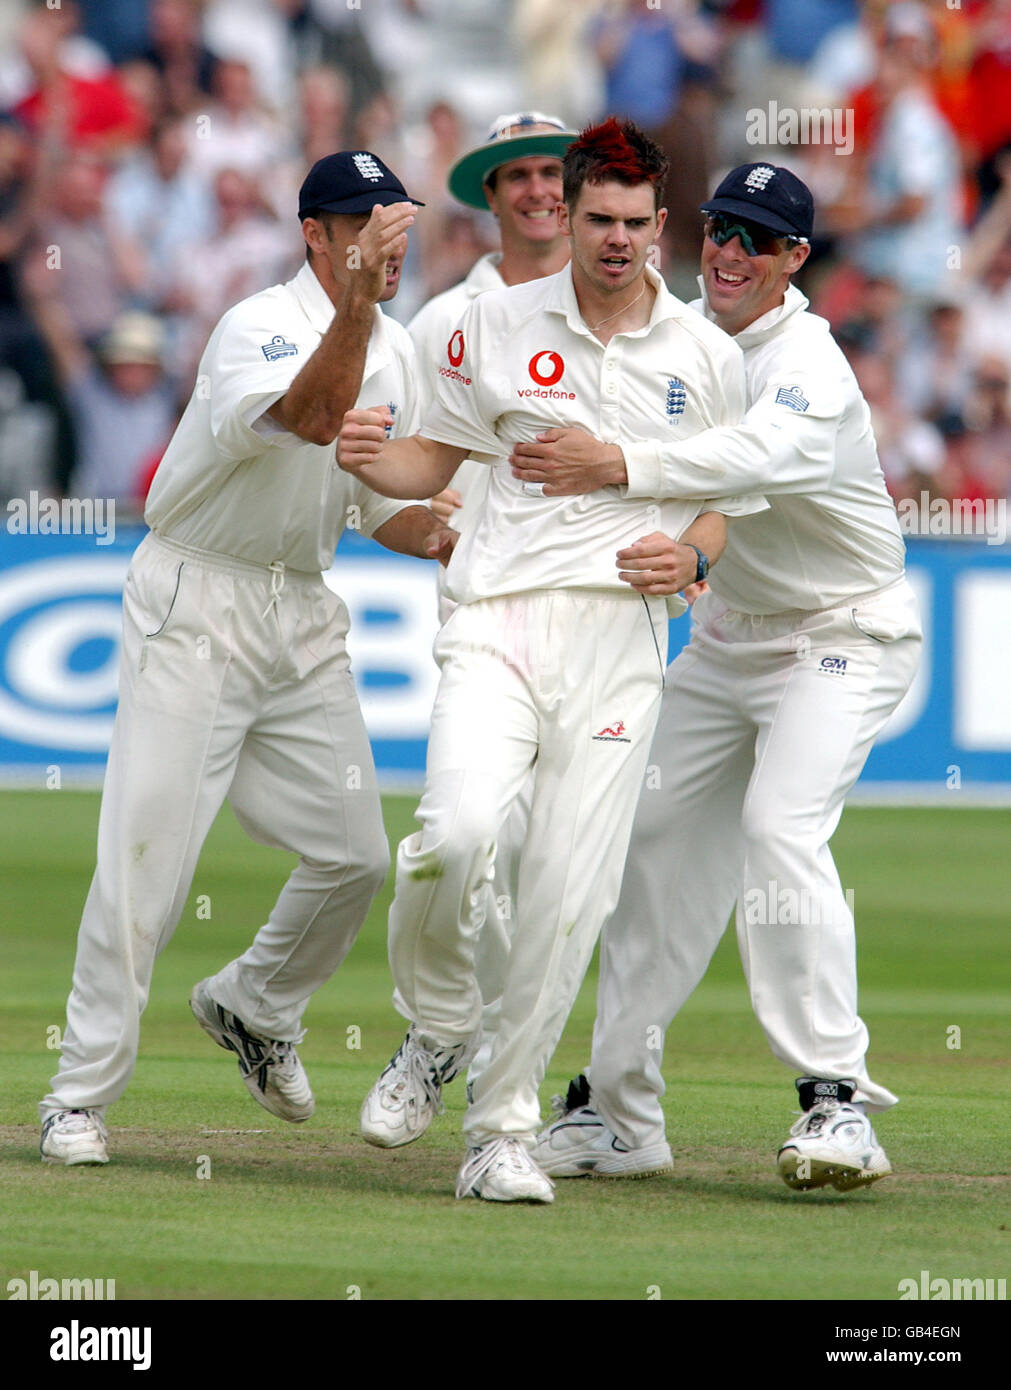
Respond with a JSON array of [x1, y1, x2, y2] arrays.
[[588, 282, 647, 332]]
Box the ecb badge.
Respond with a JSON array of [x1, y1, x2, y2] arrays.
[[665, 377, 686, 419]]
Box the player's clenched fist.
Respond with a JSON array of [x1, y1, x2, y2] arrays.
[[350, 202, 417, 302], [616, 532, 698, 595], [338, 406, 393, 471]]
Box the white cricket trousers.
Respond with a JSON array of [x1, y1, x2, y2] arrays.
[[589, 578, 923, 1149], [41, 533, 389, 1121], [388, 589, 669, 1146]]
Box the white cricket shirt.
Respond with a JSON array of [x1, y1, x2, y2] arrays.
[[145, 261, 420, 572], [621, 284, 907, 614], [419, 263, 763, 604]]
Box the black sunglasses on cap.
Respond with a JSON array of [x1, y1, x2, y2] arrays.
[[704, 212, 807, 257]]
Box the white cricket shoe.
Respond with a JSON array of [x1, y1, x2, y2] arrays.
[[361, 1024, 476, 1149], [40, 1109, 109, 1166], [456, 1137, 555, 1203], [190, 979, 314, 1123], [777, 1101, 892, 1192], [532, 1076, 673, 1178]]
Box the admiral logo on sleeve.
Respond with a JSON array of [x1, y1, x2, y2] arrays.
[[775, 384, 809, 412], [261, 335, 299, 362]]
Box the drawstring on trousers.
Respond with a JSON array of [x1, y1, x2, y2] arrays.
[[261, 561, 286, 620]]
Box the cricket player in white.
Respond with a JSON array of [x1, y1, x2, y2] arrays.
[[340, 120, 765, 1203], [39, 151, 456, 1166], [519, 164, 922, 1192], [408, 113, 576, 1089]]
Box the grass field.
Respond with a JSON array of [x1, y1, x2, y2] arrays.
[[1, 790, 1008, 1304]]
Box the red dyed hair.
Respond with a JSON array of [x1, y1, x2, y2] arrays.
[[562, 117, 669, 210]]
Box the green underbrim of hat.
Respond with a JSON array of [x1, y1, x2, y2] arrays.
[[448, 133, 576, 210]]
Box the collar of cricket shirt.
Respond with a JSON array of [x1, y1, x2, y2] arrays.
[[548, 262, 691, 340]]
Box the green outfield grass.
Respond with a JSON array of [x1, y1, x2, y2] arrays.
[[1, 791, 1008, 1302]]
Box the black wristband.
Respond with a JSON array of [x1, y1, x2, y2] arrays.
[[684, 543, 709, 583]]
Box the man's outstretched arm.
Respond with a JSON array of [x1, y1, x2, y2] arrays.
[[339, 405, 469, 498]]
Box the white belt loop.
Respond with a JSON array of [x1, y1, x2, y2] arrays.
[[261, 560, 286, 620]]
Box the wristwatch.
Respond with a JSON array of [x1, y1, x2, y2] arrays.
[[684, 543, 709, 583]]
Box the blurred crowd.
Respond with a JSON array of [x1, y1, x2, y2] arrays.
[[1, 0, 1010, 526]]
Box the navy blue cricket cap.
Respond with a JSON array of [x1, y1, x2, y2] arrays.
[[297, 150, 424, 219], [701, 163, 813, 241]]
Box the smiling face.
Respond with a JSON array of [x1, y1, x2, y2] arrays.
[[701, 219, 809, 334], [562, 178, 666, 299], [484, 154, 565, 252]]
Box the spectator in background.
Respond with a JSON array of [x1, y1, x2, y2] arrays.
[[964, 235, 1011, 374], [106, 116, 216, 317], [762, 0, 860, 69], [0, 111, 64, 498], [968, 0, 1011, 209], [33, 152, 135, 345], [182, 54, 287, 181], [592, 0, 686, 133], [264, 65, 353, 233], [142, 0, 217, 117], [300, 0, 387, 118], [963, 355, 1011, 502], [898, 294, 975, 425], [202, 0, 299, 112], [0, 0, 111, 111], [163, 165, 297, 383], [74, 0, 152, 67], [826, 3, 962, 301], [0, 114, 49, 404], [12, 1, 146, 154], [20, 260, 177, 507], [846, 342, 948, 503], [513, 0, 605, 129], [826, 273, 908, 368], [297, 64, 351, 168]]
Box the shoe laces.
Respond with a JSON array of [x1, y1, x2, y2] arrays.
[[52, 1109, 107, 1139], [547, 1092, 569, 1122], [455, 1137, 552, 1199], [382, 1038, 445, 1121], [240, 1029, 306, 1087], [789, 1099, 862, 1138]]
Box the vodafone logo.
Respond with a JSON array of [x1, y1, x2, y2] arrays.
[[528, 350, 564, 387], [447, 330, 464, 367]]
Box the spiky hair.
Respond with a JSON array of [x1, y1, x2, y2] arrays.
[[562, 117, 669, 211]]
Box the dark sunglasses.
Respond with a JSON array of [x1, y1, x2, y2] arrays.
[[704, 212, 806, 257]]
